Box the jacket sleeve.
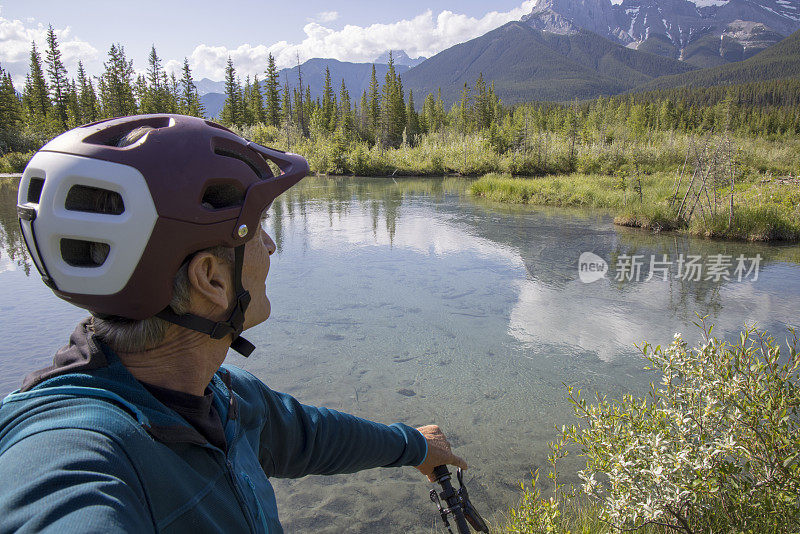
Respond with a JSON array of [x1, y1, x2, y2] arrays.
[[0, 428, 153, 534], [249, 381, 428, 479]]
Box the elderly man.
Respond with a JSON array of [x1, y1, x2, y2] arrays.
[[0, 115, 465, 533]]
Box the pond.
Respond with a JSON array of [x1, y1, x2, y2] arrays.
[[1, 176, 799, 532]]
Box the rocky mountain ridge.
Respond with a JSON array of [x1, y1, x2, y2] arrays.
[[522, 0, 800, 66]]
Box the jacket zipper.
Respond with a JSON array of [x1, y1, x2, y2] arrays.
[[242, 473, 270, 532], [222, 418, 260, 533], [226, 459, 260, 533]]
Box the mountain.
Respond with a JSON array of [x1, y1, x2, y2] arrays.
[[635, 27, 800, 89], [200, 92, 227, 120], [373, 50, 427, 67], [400, 21, 694, 106], [199, 58, 411, 118], [522, 0, 800, 67], [277, 58, 410, 100], [195, 78, 226, 96]]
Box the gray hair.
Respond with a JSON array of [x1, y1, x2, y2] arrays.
[[91, 245, 233, 352], [91, 125, 235, 353]]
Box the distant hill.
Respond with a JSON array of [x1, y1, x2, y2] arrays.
[[199, 58, 411, 118], [635, 28, 800, 91], [400, 21, 695, 106], [200, 92, 227, 120]]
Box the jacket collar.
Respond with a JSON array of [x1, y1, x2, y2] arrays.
[[18, 318, 237, 447]]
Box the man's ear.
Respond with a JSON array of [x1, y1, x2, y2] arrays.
[[186, 252, 232, 317]]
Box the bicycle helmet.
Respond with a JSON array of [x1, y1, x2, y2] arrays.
[[16, 114, 309, 356]]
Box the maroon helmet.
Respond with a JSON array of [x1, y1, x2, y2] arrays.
[[17, 114, 309, 355]]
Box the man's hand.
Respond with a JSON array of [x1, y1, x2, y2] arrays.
[[414, 425, 468, 482]]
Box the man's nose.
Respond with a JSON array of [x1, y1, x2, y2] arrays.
[[261, 230, 277, 256]]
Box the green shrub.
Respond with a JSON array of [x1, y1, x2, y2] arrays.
[[561, 320, 800, 533], [0, 151, 35, 173]]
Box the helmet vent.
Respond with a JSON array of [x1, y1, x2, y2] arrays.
[[65, 185, 125, 215], [60, 238, 110, 267], [214, 147, 263, 178], [202, 183, 244, 209], [27, 177, 45, 203]]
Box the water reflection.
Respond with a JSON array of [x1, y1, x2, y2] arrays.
[[0, 179, 30, 275]]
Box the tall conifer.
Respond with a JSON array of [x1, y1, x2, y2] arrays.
[[179, 58, 204, 117], [367, 64, 380, 141], [99, 43, 137, 117], [76, 61, 99, 123], [45, 25, 70, 129], [220, 57, 241, 126], [23, 42, 50, 125], [264, 54, 281, 127], [338, 79, 353, 135], [321, 67, 335, 132]]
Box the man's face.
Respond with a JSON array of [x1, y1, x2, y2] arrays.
[[241, 214, 277, 330]]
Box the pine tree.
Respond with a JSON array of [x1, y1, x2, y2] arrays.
[[76, 61, 99, 123], [134, 74, 148, 112], [250, 74, 265, 124], [264, 54, 281, 127], [23, 42, 50, 126], [367, 64, 380, 141], [179, 58, 204, 117], [321, 67, 336, 132], [99, 43, 137, 117], [66, 79, 81, 127], [242, 75, 254, 126], [168, 72, 180, 113], [458, 82, 471, 134], [45, 25, 70, 129], [143, 45, 168, 113], [338, 79, 353, 136], [295, 54, 307, 136], [281, 78, 292, 125], [405, 90, 420, 145], [220, 57, 241, 126], [379, 53, 406, 147], [359, 90, 370, 138], [304, 84, 314, 131], [420, 93, 434, 133], [0, 65, 22, 153]]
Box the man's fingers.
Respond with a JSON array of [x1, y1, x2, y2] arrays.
[[450, 452, 468, 471]]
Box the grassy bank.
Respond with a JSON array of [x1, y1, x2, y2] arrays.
[[245, 125, 800, 180], [470, 172, 800, 241]]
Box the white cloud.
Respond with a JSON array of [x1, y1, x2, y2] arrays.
[[0, 14, 99, 89], [178, 1, 537, 81], [310, 11, 339, 23], [1, 2, 538, 87]]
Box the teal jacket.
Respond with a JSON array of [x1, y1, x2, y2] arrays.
[[0, 321, 427, 533]]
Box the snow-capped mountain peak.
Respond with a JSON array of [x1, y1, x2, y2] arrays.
[[522, 0, 800, 65]]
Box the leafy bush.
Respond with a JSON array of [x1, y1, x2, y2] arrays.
[[561, 320, 800, 533], [0, 151, 35, 173]]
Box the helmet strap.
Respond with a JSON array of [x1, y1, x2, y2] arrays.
[[156, 244, 255, 357]]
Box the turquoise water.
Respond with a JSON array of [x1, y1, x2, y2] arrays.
[[1, 176, 799, 532]]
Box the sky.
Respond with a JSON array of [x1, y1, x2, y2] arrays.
[[0, 1, 538, 88]]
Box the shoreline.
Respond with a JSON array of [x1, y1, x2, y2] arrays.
[[469, 172, 800, 243]]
